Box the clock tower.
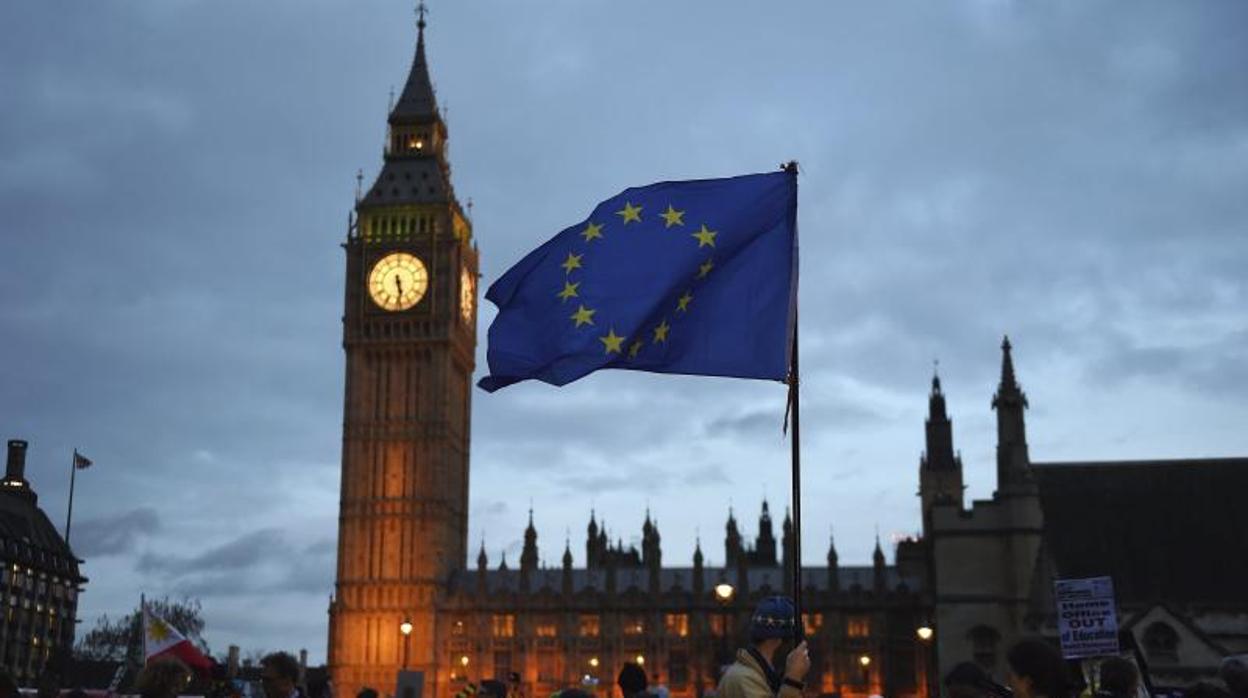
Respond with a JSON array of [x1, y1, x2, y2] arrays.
[[328, 9, 477, 698]]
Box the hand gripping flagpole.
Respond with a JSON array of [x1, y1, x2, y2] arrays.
[[782, 160, 804, 643]]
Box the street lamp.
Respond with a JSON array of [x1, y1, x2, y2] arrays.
[[859, 654, 871, 691], [916, 626, 933, 641], [635, 655, 645, 666], [714, 580, 736, 676], [399, 618, 413, 670]]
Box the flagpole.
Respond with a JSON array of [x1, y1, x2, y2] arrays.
[[141, 593, 148, 665], [784, 160, 804, 642], [66, 448, 78, 547]]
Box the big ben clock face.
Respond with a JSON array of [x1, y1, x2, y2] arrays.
[[368, 252, 428, 311], [460, 267, 475, 323]]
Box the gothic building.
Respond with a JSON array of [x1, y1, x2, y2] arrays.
[[327, 9, 477, 698], [439, 506, 930, 698], [0, 440, 86, 683], [920, 338, 1248, 688], [327, 10, 1248, 698]]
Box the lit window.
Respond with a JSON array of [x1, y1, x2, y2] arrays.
[[847, 616, 870, 638], [492, 614, 515, 638], [710, 615, 731, 637], [535, 624, 557, 638], [664, 614, 689, 638], [803, 613, 823, 632], [622, 615, 646, 636], [579, 615, 600, 638]]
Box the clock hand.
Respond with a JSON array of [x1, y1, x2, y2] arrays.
[[394, 274, 403, 296]]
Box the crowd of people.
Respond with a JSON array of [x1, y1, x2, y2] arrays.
[[4, 600, 1244, 698]]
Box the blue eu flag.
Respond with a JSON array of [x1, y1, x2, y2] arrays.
[[478, 170, 797, 392]]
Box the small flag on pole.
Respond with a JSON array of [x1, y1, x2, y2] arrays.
[[73, 451, 92, 469], [478, 169, 798, 392]]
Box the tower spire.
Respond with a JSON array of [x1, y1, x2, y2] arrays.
[[390, 1, 438, 124], [992, 335, 1034, 493]]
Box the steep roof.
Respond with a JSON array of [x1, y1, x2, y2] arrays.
[[0, 489, 84, 581], [390, 15, 437, 123], [1033, 458, 1248, 608]]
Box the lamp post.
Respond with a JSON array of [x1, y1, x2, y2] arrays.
[[916, 625, 934, 698], [859, 654, 871, 695], [714, 581, 736, 677], [399, 618, 413, 671]]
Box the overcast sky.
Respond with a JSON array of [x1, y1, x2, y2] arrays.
[[2, 0, 1246, 663]]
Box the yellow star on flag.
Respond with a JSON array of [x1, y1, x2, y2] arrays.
[[570, 304, 596, 327], [148, 618, 171, 643], [697, 259, 715, 279], [660, 205, 685, 228], [692, 224, 717, 248], [616, 202, 643, 224], [557, 281, 580, 302], [629, 339, 644, 358], [676, 291, 693, 313], [653, 319, 670, 343], [581, 222, 604, 242], [600, 328, 626, 354], [561, 252, 583, 273]]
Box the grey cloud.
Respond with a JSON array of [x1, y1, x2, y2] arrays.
[[72, 507, 160, 557], [138, 529, 285, 576]]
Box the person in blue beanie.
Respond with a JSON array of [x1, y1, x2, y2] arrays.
[[716, 596, 810, 698]]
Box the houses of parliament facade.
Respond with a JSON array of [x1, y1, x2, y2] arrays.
[[327, 10, 1248, 698]]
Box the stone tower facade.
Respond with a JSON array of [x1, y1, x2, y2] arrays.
[[327, 11, 477, 698]]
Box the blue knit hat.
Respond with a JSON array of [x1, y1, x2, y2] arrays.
[[750, 596, 796, 640]]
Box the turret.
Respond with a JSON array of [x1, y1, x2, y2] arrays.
[[920, 368, 965, 533], [561, 539, 573, 596], [586, 510, 599, 569], [755, 500, 777, 566], [642, 510, 662, 594], [872, 535, 886, 594], [992, 336, 1035, 494], [476, 540, 488, 595], [520, 509, 538, 591], [725, 507, 742, 567], [826, 532, 840, 592], [692, 539, 705, 593]]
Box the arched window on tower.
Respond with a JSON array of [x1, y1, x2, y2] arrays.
[[1143, 622, 1180, 664], [968, 625, 1001, 671]]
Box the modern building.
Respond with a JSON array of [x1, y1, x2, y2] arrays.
[[326, 10, 1248, 698], [0, 440, 86, 683]]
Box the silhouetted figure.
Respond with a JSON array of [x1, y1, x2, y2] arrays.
[[1006, 639, 1075, 698], [135, 657, 192, 698], [0, 669, 18, 698], [945, 661, 1011, 698], [1222, 657, 1248, 698], [260, 652, 302, 698], [1185, 682, 1231, 698], [1095, 658, 1139, 698], [716, 596, 811, 698], [618, 663, 653, 698]]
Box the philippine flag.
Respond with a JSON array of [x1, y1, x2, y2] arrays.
[[143, 603, 214, 674]]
